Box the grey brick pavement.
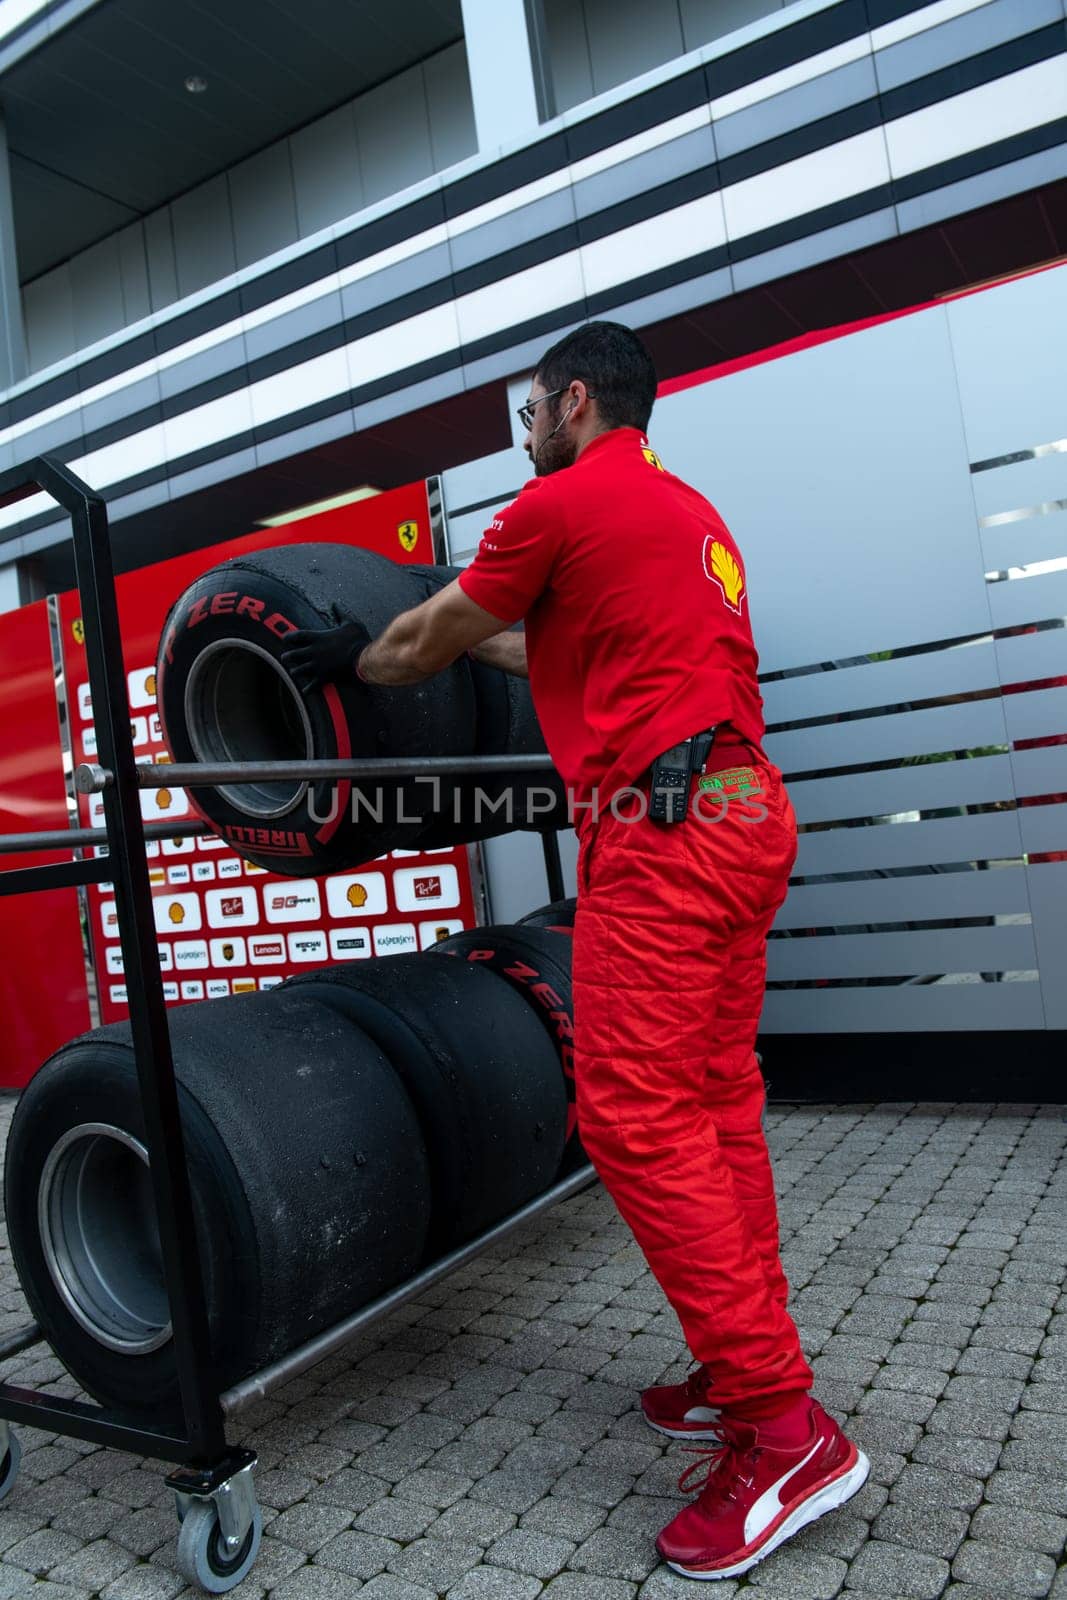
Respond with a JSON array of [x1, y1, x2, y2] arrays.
[[0, 1101, 1064, 1597]]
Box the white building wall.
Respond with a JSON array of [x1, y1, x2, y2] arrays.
[[20, 42, 477, 373]]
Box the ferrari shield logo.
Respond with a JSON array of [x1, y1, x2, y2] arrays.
[[642, 446, 665, 471], [397, 520, 419, 553]]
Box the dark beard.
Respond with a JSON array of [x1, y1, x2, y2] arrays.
[[533, 420, 579, 477]]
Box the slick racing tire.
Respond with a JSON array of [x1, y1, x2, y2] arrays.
[[404, 565, 568, 840], [281, 952, 565, 1255], [156, 544, 476, 874], [4, 992, 430, 1420], [429, 925, 586, 1176], [517, 898, 577, 931]]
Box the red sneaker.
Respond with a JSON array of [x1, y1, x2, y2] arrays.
[[655, 1398, 869, 1579], [641, 1365, 722, 1440]]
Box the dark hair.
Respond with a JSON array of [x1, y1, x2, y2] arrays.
[[534, 321, 657, 432]]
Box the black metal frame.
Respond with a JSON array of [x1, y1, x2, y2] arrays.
[[0, 454, 575, 1476]]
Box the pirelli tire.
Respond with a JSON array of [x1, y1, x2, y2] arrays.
[[428, 925, 586, 1176], [280, 952, 566, 1257], [155, 544, 477, 874], [4, 992, 430, 1421], [517, 898, 577, 931]]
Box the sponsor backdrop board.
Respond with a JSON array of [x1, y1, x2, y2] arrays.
[[0, 601, 93, 1086], [57, 484, 479, 1027]]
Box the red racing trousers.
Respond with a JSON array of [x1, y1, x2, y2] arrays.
[[572, 747, 813, 1409]]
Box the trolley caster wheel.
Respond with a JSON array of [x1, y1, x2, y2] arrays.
[[176, 1500, 262, 1594], [0, 1432, 21, 1503]]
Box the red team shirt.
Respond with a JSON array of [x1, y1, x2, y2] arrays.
[[458, 427, 767, 814]]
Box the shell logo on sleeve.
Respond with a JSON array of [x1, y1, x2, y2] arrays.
[[702, 537, 745, 615]]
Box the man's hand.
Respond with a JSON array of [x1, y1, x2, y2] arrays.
[[280, 619, 371, 692]]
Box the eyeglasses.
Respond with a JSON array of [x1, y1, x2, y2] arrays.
[[516, 386, 597, 432]]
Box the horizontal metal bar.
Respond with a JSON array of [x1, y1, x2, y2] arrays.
[[0, 1325, 42, 1362], [0, 1384, 193, 1462], [0, 818, 210, 856], [221, 1163, 598, 1415], [77, 753, 557, 793], [0, 856, 110, 897]]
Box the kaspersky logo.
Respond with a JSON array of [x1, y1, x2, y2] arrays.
[[703, 536, 745, 615]]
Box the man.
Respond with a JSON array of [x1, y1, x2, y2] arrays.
[[281, 321, 869, 1580]]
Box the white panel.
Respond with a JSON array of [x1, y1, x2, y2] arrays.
[[580, 193, 727, 296], [986, 566, 1067, 629], [760, 639, 999, 724], [76, 423, 168, 492], [770, 923, 1037, 979], [794, 810, 1023, 875], [337, 227, 449, 294], [1019, 800, 1067, 855], [994, 626, 1067, 685], [657, 308, 993, 671], [461, 0, 540, 149], [761, 981, 1044, 1032], [774, 862, 1031, 928], [722, 128, 890, 240], [248, 348, 349, 431], [971, 449, 1067, 515], [346, 301, 461, 389], [1011, 745, 1067, 798], [767, 698, 1010, 773], [482, 829, 578, 922], [570, 106, 711, 183], [163, 391, 253, 463], [870, 0, 997, 49], [981, 508, 1067, 573], [442, 445, 526, 514], [950, 264, 1067, 464], [1028, 859, 1067, 1026], [455, 251, 584, 346], [884, 56, 1067, 179], [710, 34, 871, 119], [1001, 684, 1067, 742], [787, 751, 1015, 825]]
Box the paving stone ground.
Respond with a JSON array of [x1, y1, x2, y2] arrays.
[[0, 1099, 1064, 1598]]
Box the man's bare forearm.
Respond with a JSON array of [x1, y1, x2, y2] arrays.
[[470, 631, 528, 677]]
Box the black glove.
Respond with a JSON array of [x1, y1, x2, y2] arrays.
[[280, 619, 372, 692]]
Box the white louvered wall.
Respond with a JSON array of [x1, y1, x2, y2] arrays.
[[442, 262, 1067, 1032]]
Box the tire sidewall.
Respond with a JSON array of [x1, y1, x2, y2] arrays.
[[4, 1049, 256, 1418]]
